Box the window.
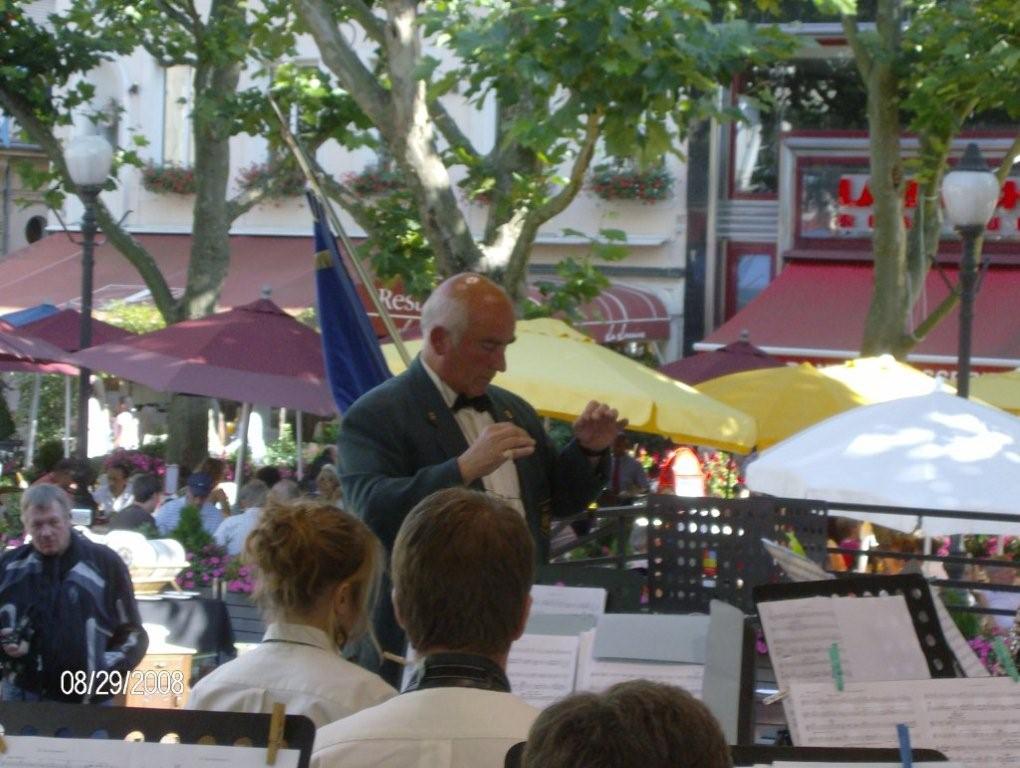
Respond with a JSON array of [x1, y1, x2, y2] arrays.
[[732, 58, 868, 197], [725, 243, 774, 320], [24, 216, 47, 244], [163, 66, 194, 165]]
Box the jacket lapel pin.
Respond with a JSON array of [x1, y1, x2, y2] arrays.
[[427, 411, 438, 425], [503, 409, 514, 421]]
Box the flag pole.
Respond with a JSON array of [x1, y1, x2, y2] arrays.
[[267, 96, 411, 367]]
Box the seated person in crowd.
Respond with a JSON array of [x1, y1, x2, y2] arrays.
[[188, 498, 393, 726], [109, 473, 162, 533], [154, 471, 221, 536], [313, 487, 539, 768], [315, 464, 343, 508], [521, 680, 730, 768], [200, 457, 232, 517], [254, 465, 282, 489], [0, 484, 148, 702], [93, 460, 135, 517], [33, 458, 98, 518], [269, 478, 300, 504], [213, 479, 269, 556]]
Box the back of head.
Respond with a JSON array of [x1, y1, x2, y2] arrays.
[[130, 473, 162, 505], [254, 465, 282, 488], [245, 498, 382, 643], [199, 457, 226, 484], [268, 478, 300, 504], [522, 681, 731, 768], [236, 479, 269, 510], [392, 487, 534, 657], [315, 464, 341, 501]]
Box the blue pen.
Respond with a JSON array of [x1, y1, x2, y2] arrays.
[[897, 723, 913, 768]]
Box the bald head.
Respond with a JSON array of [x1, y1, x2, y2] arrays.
[[421, 273, 516, 396]]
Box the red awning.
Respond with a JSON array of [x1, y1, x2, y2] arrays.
[[697, 260, 1020, 371], [0, 234, 670, 342]]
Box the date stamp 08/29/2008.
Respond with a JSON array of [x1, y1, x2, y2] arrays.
[[60, 669, 186, 698]]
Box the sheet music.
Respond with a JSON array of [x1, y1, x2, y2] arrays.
[[0, 735, 300, 768], [574, 629, 704, 698], [761, 538, 834, 582], [505, 633, 580, 709], [932, 590, 989, 677], [530, 584, 607, 616], [772, 764, 964, 767], [759, 595, 931, 689], [787, 677, 1020, 768]]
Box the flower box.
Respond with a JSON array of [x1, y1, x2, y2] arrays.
[[141, 163, 197, 195], [589, 165, 674, 203]]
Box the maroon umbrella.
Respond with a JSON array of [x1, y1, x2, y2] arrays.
[[71, 298, 336, 416], [660, 334, 783, 386], [0, 319, 78, 375], [19, 308, 134, 352]]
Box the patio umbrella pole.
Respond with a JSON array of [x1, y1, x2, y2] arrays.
[[63, 376, 71, 458], [26, 374, 40, 467], [295, 410, 303, 481], [235, 402, 251, 487]]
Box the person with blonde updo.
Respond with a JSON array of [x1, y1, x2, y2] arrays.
[[315, 464, 343, 507], [187, 499, 395, 726]]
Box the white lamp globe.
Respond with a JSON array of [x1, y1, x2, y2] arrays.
[[941, 143, 999, 229], [65, 134, 114, 188]]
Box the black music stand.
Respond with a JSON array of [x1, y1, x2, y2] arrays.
[[0, 702, 316, 768], [754, 573, 960, 677]]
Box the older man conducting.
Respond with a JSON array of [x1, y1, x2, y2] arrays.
[[0, 484, 148, 702], [339, 272, 625, 684]]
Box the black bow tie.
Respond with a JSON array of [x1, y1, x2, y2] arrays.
[[453, 393, 491, 413]]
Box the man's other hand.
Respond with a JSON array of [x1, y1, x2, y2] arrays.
[[0, 629, 28, 658], [458, 423, 536, 484], [573, 401, 628, 454]]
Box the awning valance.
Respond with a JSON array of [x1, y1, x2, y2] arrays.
[[696, 259, 1020, 371], [0, 234, 670, 343]]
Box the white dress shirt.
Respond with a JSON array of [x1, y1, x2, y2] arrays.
[[312, 687, 538, 768], [421, 359, 525, 517], [187, 622, 396, 728], [213, 506, 262, 556]]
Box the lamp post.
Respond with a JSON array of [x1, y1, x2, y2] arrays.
[[65, 134, 113, 459], [941, 143, 999, 399]]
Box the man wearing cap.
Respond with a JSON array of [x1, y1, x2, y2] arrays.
[[339, 273, 625, 684], [154, 471, 222, 536]]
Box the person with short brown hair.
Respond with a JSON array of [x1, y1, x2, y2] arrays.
[[187, 499, 394, 726], [313, 488, 539, 768], [522, 680, 731, 768]]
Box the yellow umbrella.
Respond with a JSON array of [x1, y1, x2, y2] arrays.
[[819, 355, 949, 400], [971, 369, 1020, 414], [697, 363, 868, 448], [382, 317, 757, 453]]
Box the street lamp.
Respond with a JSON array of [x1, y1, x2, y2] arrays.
[[941, 142, 999, 399], [65, 134, 113, 459]]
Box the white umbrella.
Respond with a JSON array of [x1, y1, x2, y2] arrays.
[[745, 387, 1020, 536]]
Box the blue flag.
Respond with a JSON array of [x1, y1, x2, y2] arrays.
[[309, 193, 391, 412]]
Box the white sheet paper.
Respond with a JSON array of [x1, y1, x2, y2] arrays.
[[761, 538, 835, 583], [530, 584, 607, 616], [772, 763, 964, 767], [759, 595, 931, 689], [932, 590, 989, 678], [787, 677, 1020, 768], [574, 629, 704, 698], [0, 735, 300, 768], [505, 633, 580, 709]]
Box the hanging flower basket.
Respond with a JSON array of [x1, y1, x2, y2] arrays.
[[589, 165, 674, 203], [236, 159, 306, 199], [343, 166, 403, 197], [141, 163, 197, 195]]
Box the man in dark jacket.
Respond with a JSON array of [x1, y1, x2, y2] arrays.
[[0, 483, 148, 702]]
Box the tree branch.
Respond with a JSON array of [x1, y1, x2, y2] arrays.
[[292, 0, 393, 130], [347, 0, 386, 46], [530, 109, 600, 224], [430, 98, 478, 159], [0, 90, 178, 321], [154, 0, 201, 35], [842, 14, 872, 79], [995, 131, 1020, 185]]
